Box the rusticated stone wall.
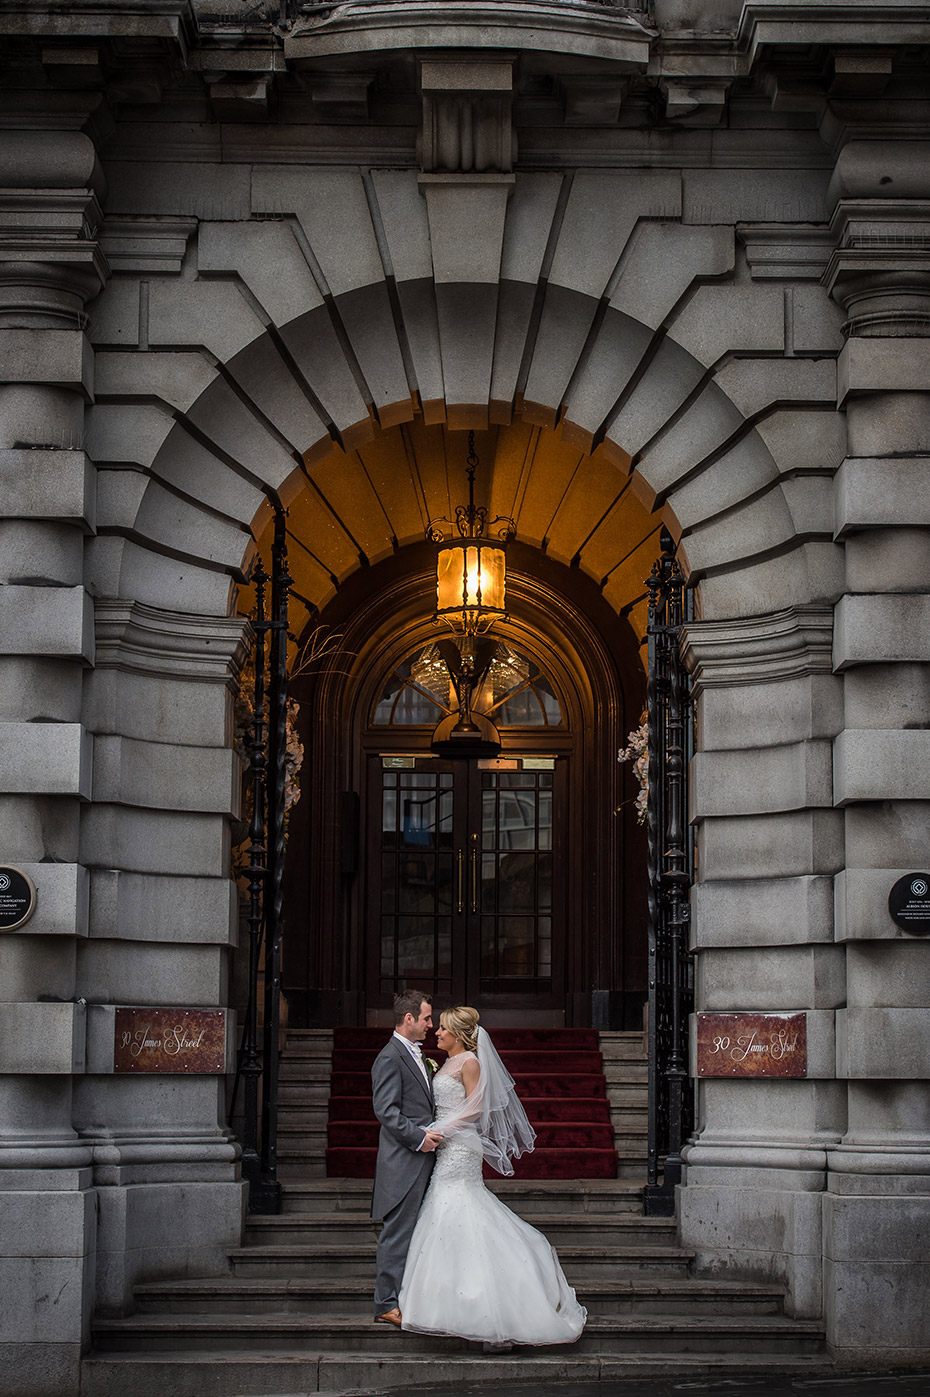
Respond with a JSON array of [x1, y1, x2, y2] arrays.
[[1, 3, 929, 1390]]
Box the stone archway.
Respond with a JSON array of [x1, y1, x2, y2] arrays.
[[86, 169, 844, 631], [83, 176, 850, 1336]]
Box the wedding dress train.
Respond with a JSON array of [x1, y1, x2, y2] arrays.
[[398, 1051, 587, 1345]]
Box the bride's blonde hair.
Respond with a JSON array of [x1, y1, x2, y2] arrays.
[[440, 1005, 480, 1053]]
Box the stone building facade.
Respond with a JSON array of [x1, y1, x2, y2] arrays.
[[1, 1, 929, 1392]]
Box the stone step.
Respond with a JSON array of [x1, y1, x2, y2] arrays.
[[279, 1159, 327, 1180], [278, 1085, 331, 1106], [82, 1348, 832, 1397], [279, 1061, 333, 1083], [610, 1109, 648, 1130], [599, 1042, 648, 1062], [229, 1244, 694, 1280], [282, 1039, 334, 1057], [278, 1178, 646, 1216], [91, 1311, 826, 1358], [275, 1110, 329, 1130], [605, 1083, 648, 1104], [604, 1062, 648, 1084], [241, 1212, 674, 1248], [132, 1273, 787, 1319]]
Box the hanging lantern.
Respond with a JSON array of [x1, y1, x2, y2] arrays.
[[427, 432, 515, 636]]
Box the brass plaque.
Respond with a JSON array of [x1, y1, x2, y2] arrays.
[[696, 1012, 807, 1078], [114, 1007, 227, 1074]]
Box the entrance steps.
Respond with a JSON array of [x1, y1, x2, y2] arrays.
[[275, 1027, 648, 1180], [85, 1172, 827, 1396], [82, 1029, 829, 1396]]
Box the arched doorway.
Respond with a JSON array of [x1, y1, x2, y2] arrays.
[[272, 426, 659, 1029]]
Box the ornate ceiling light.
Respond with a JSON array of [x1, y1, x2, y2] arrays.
[[426, 432, 516, 751], [427, 431, 516, 637]]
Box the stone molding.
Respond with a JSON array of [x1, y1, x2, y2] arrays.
[[93, 599, 248, 682], [824, 198, 930, 339], [681, 606, 834, 693], [99, 216, 197, 274], [738, 223, 835, 281], [827, 1144, 930, 1182], [0, 188, 109, 321]]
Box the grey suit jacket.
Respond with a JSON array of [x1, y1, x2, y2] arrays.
[[370, 1035, 435, 1221]]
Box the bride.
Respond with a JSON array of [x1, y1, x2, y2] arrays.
[[397, 1005, 587, 1346]]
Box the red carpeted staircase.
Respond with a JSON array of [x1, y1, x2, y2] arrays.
[[325, 1026, 619, 1179]]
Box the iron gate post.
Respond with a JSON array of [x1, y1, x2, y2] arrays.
[[236, 563, 268, 1193], [255, 505, 292, 1214], [644, 529, 695, 1217]]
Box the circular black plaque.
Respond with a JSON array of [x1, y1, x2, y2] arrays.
[[888, 873, 930, 936], [0, 866, 37, 932]]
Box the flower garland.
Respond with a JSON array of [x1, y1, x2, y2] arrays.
[[232, 659, 304, 880], [283, 697, 303, 814], [618, 715, 648, 826]]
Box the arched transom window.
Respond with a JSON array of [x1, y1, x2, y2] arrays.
[[373, 641, 563, 728]]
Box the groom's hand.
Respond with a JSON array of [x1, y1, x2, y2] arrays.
[[419, 1130, 443, 1153]]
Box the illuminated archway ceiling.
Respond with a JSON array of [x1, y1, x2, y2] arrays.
[[254, 417, 661, 664]]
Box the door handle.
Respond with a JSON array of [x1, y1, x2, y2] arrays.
[[457, 848, 464, 914], [470, 833, 478, 913]]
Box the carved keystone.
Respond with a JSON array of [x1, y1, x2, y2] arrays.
[[419, 57, 515, 175]]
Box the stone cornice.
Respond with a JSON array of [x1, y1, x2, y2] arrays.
[[285, 1, 655, 65], [681, 605, 835, 691], [739, 2, 930, 64], [99, 215, 197, 273], [0, 1, 194, 43], [738, 223, 836, 280], [93, 598, 249, 682]]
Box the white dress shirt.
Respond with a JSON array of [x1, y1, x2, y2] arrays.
[[393, 1030, 430, 1085]]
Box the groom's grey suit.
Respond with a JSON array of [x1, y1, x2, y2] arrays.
[[371, 1034, 435, 1317]]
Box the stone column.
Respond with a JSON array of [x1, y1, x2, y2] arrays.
[[79, 600, 247, 1317], [678, 609, 845, 1320], [0, 121, 106, 1395], [824, 167, 930, 1365]]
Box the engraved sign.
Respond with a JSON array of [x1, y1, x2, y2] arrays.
[[0, 866, 37, 932], [696, 1012, 807, 1078], [114, 1008, 227, 1074], [888, 873, 930, 937]]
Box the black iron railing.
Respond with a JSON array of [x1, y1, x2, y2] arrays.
[[230, 504, 292, 1215], [644, 527, 695, 1218]]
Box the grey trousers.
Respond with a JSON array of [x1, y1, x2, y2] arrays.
[[373, 1167, 432, 1316]]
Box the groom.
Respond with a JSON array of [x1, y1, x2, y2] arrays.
[[370, 989, 442, 1327]]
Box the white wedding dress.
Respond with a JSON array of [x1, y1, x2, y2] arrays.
[[398, 1051, 587, 1345]]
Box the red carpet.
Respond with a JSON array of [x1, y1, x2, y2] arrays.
[[325, 1027, 618, 1180]]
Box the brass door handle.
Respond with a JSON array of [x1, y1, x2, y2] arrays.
[[470, 834, 478, 913], [457, 848, 464, 914]]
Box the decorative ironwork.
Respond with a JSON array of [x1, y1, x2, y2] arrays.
[[229, 506, 291, 1215], [644, 527, 695, 1218], [259, 507, 292, 1211]]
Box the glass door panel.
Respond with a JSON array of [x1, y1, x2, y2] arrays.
[[475, 770, 554, 993], [375, 764, 457, 997], [369, 755, 564, 1010]]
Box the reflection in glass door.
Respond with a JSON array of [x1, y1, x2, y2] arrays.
[[369, 756, 563, 1010], [478, 770, 553, 991], [378, 767, 457, 999]]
